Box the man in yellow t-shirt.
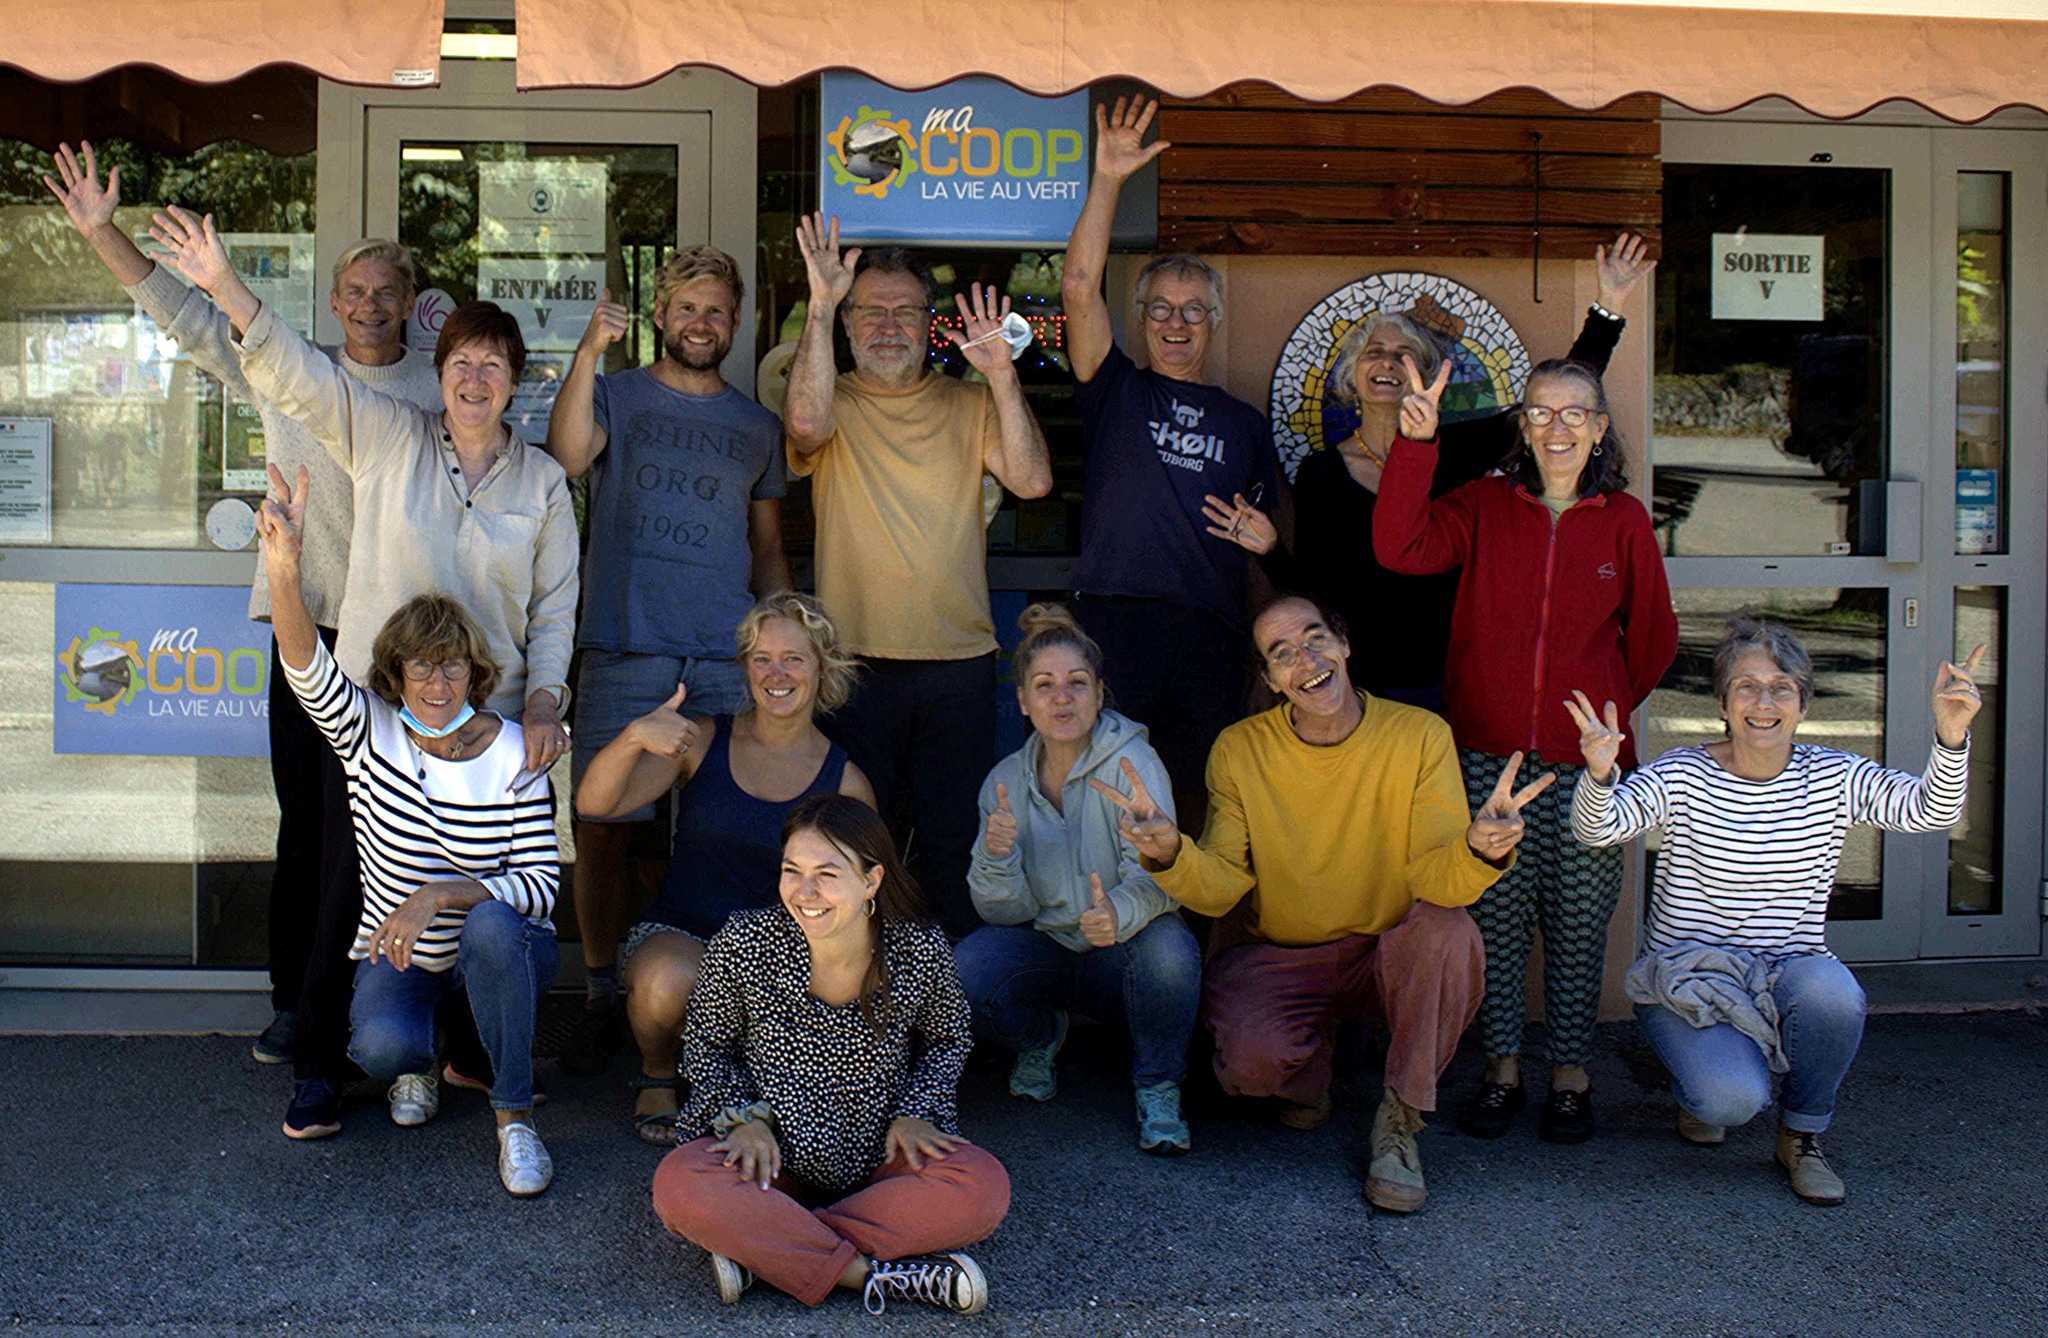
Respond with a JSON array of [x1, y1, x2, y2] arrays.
[[782, 213, 1052, 935], [1101, 594, 1550, 1213]]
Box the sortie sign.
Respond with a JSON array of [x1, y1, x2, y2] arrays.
[[1711, 232, 1825, 321]]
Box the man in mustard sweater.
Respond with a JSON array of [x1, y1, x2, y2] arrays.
[[1098, 595, 1549, 1212]]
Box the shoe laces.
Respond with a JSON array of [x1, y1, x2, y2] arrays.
[[863, 1257, 959, 1315], [1136, 1083, 1182, 1123], [390, 1073, 434, 1108], [500, 1122, 547, 1170], [1374, 1101, 1423, 1160], [1789, 1130, 1829, 1164]]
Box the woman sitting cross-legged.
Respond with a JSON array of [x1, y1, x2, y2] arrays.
[[576, 592, 875, 1143], [651, 795, 1010, 1314], [257, 466, 561, 1197], [1570, 616, 1982, 1205], [954, 602, 1201, 1154]]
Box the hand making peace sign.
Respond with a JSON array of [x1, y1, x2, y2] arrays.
[[1932, 643, 1988, 750], [1562, 690, 1628, 784], [1089, 756, 1181, 867], [254, 462, 310, 571], [1399, 353, 1453, 443], [1465, 751, 1556, 865]]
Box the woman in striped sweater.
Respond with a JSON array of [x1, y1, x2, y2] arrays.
[[257, 464, 562, 1197], [1570, 617, 1982, 1204]]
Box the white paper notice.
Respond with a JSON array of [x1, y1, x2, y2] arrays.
[[222, 234, 318, 337], [477, 258, 606, 353], [1712, 233, 1825, 322], [479, 160, 609, 254], [0, 417, 53, 543]]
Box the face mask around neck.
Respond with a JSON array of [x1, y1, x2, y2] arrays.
[[400, 700, 476, 739]]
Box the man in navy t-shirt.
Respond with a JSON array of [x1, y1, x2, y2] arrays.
[[544, 245, 789, 1062], [1061, 97, 1280, 825]]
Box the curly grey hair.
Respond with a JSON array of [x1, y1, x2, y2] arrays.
[[1328, 312, 1445, 407]]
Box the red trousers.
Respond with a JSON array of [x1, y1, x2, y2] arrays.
[[652, 1137, 1011, 1306], [1202, 901, 1484, 1113]]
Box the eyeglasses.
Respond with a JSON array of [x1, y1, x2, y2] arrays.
[[847, 304, 932, 328], [401, 656, 473, 682], [1142, 300, 1214, 326], [1726, 677, 1803, 705], [1265, 629, 1341, 671], [1519, 405, 1602, 428]]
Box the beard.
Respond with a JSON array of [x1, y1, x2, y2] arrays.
[[664, 328, 732, 370]]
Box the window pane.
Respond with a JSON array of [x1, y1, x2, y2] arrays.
[[1644, 587, 1888, 920], [1949, 586, 2004, 914], [1653, 165, 1889, 557], [0, 140, 316, 549], [1955, 173, 2008, 556]]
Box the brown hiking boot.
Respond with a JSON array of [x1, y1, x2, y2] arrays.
[[1276, 1092, 1333, 1130], [1776, 1124, 1846, 1205], [1677, 1108, 1726, 1145], [1364, 1090, 1427, 1213]]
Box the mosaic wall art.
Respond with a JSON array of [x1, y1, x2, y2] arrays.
[[1269, 272, 1532, 480]]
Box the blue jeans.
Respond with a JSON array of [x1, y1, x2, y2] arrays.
[[953, 916, 1202, 1088], [348, 899, 559, 1111], [572, 649, 750, 822], [1635, 953, 1866, 1135]]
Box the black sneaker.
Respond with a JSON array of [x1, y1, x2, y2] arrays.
[[1539, 1086, 1595, 1144], [558, 999, 620, 1078], [282, 1077, 341, 1140], [1454, 1081, 1525, 1139], [251, 1010, 297, 1065]]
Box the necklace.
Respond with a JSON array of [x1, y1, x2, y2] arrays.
[[1348, 430, 1389, 470], [407, 727, 473, 779]]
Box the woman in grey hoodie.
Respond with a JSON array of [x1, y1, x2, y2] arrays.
[[957, 604, 1202, 1155]]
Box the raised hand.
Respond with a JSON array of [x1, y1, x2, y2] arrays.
[[1094, 96, 1169, 183], [1561, 689, 1627, 783], [254, 462, 309, 568], [1466, 751, 1556, 865], [1089, 756, 1181, 867], [984, 781, 1019, 858], [625, 683, 698, 758], [1078, 871, 1117, 948], [146, 206, 234, 294], [1200, 492, 1277, 554], [946, 283, 1017, 380], [795, 211, 860, 310], [1932, 644, 1987, 749], [1596, 232, 1656, 309], [1398, 354, 1452, 442], [43, 141, 120, 236], [579, 286, 630, 354]]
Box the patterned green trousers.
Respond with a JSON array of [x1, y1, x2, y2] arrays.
[[1459, 749, 1623, 1068]]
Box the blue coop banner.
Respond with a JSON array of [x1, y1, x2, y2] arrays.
[[54, 583, 271, 757], [819, 74, 1090, 246]]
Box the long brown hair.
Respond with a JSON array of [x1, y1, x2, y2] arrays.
[[781, 794, 926, 1034]]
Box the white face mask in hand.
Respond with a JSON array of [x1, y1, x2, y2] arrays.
[[957, 310, 1034, 360]]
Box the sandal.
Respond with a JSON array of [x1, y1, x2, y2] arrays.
[[628, 1072, 682, 1146]]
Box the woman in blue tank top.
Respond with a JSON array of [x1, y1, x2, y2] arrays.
[[578, 592, 875, 1141]]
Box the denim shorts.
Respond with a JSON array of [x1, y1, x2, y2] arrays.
[[571, 649, 749, 822]]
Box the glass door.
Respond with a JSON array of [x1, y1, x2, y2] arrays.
[[362, 107, 711, 434]]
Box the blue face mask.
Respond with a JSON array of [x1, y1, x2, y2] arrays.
[[400, 701, 475, 739]]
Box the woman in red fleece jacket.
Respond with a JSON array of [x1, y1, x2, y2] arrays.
[[1374, 356, 1677, 1147]]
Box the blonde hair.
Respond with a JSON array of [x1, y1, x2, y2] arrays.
[[1014, 602, 1106, 686], [735, 592, 860, 713], [331, 238, 419, 296], [654, 245, 744, 312], [367, 594, 499, 710]]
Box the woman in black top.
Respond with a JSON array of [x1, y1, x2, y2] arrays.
[[1205, 234, 1654, 707], [651, 795, 1010, 1316]]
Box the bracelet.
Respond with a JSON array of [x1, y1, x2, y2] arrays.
[[1590, 302, 1624, 324], [710, 1100, 776, 1136]]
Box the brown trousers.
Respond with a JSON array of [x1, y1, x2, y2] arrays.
[[1202, 901, 1484, 1113], [652, 1137, 1011, 1306]]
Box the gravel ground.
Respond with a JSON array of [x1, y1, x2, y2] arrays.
[[3, 1011, 2045, 1336]]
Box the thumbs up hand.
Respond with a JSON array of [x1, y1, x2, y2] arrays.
[[580, 286, 630, 354], [983, 781, 1019, 859], [1078, 872, 1118, 948], [625, 682, 698, 758]]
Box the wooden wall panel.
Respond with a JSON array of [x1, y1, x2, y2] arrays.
[[1157, 86, 1661, 258]]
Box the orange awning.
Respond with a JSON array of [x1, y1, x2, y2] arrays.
[[6, 0, 444, 88], [513, 0, 2048, 123]]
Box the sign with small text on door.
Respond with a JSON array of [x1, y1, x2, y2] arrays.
[[1711, 232, 1825, 321]]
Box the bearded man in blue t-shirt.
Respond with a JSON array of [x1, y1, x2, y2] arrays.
[[1060, 97, 1281, 828]]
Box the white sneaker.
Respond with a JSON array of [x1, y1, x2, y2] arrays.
[[388, 1072, 439, 1127], [496, 1122, 553, 1197], [710, 1252, 755, 1304], [862, 1253, 989, 1315]]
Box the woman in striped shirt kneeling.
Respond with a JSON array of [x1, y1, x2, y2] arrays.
[[1570, 617, 1982, 1206], [258, 466, 561, 1197]]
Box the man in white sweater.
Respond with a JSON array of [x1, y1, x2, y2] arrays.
[[46, 143, 445, 1079]]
